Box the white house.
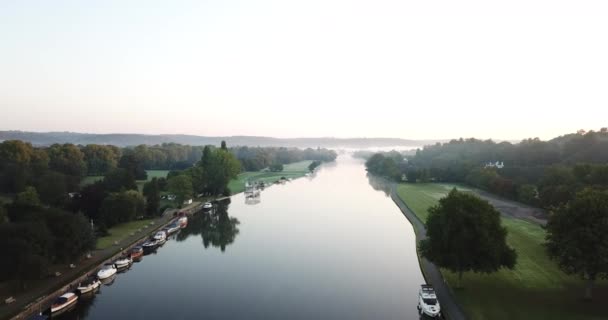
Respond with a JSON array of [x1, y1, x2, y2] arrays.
[[484, 161, 505, 169]]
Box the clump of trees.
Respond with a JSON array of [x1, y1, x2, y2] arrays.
[[308, 160, 322, 172], [545, 188, 608, 300], [364, 152, 403, 181], [233, 146, 337, 171], [0, 190, 95, 288], [418, 189, 517, 287]]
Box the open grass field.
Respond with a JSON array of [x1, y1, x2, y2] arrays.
[[96, 219, 155, 250], [228, 160, 312, 194], [396, 183, 608, 320], [80, 175, 104, 186]]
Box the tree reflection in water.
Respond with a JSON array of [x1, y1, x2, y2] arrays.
[[366, 173, 392, 197], [177, 199, 240, 252]]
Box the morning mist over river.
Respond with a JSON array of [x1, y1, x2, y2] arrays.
[[61, 155, 424, 320]]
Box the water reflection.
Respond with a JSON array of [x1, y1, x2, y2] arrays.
[[177, 199, 240, 252], [366, 172, 392, 197]]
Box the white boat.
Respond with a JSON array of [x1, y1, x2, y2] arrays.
[[153, 231, 167, 244], [115, 256, 132, 269], [77, 277, 101, 294], [178, 216, 188, 228], [203, 202, 213, 210], [51, 292, 78, 314], [97, 264, 117, 280], [417, 284, 441, 318], [165, 223, 181, 234]]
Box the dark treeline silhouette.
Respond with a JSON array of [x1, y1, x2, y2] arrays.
[[365, 129, 608, 208], [233, 146, 337, 171]]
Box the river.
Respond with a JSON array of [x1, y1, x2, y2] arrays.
[[60, 155, 425, 319]]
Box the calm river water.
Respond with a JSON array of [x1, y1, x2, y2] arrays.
[[60, 155, 424, 319]]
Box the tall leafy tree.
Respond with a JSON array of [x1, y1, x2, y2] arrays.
[[546, 188, 608, 300], [143, 178, 161, 216], [168, 174, 193, 207], [419, 189, 517, 287], [99, 191, 144, 228]]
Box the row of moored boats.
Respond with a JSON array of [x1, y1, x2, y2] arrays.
[[36, 215, 190, 318]]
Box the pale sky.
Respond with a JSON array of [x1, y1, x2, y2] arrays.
[[1, 0, 606, 140]]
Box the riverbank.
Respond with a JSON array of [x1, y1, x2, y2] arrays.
[[395, 182, 608, 320], [0, 201, 204, 320], [389, 184, 467, 320]]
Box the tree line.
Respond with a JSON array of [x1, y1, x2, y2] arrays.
[[365, 129, 608, 209], [0, 140, 337, 287]]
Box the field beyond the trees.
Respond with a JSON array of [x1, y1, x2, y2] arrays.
[[228, 161, 312, 194], [396, 183, 608, 320]]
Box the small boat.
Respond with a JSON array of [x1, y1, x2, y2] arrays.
[[203, 202, 213, 210], [142, 239, 159, 252], [417, 284, 441, 318], [129, 246, 144, 260], [100, 274, 116, 286], [178, 216, 188, 228], [97, 264, 117, 280], [165, 223, 181, 234], [115, 256, 132, 270], [51, 292, 78, 314], [77, 277, 101, 294], [153, 231, 167, 244]]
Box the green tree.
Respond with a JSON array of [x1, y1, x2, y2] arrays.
[[168, 174, 194, 207], [15, 186, 41, 207], [99, 191, 144, 228], [517, 184, 538, 205], [143, 178, 161, 216], [47, 143, 87, 180], [44, 209, 95, 262], [269, 163, 284, 172], [35, 171, 68, 206], [221, 140, 227, 150], [419, 189, 517, 287], [103, 168, 137, 192], [308, 160, 321, 172], [82, 144, 120, 176], [546, 188, 608, 300]]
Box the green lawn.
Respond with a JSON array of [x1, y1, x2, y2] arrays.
[[96, 219, 155, 250], [396, 183, 608, 320], [80, 175, 104, 186], [228, 161, 312, 194]]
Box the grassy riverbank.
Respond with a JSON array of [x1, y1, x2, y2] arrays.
[[228, 161, 312, 194], [396, 183, 608, 320], [96, 219, 155, 249]]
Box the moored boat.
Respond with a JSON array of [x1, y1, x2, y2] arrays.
[[129, 246, 144, 260], [417, 284, 441, 318], [77, 276, 101, 294], [97, 264, 117, 280], [165, 223, 181, 234], [153, 230, 167, 245], [142, 239, 159, 253], [51, 292, 78, 314], [203, 202, 213, 210], [178, 216, 188, 228], [115, 256, 132, 270]]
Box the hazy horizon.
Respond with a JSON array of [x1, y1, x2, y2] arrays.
[[1, 0, 607, 140]]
